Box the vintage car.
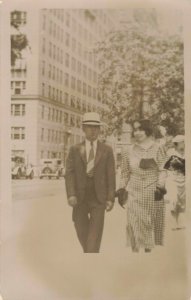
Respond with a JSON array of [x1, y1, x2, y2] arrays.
[[39, 159, 65, 179], [11, 156, 34, 179]]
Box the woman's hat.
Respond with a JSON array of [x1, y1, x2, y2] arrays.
[[82, 112, 102, 126]]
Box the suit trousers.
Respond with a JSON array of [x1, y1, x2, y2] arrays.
[[72, 177, 105, 253]]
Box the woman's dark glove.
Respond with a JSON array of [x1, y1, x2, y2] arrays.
[[154, 186, 167, 201], [115, 188, 128, 208]]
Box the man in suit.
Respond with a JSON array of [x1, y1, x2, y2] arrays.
[[65, 112, 116, 253]]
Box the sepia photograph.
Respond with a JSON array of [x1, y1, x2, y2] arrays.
[[0, 0, 190, 299]]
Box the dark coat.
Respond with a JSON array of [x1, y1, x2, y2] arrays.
[[65, 141, 116, 204]]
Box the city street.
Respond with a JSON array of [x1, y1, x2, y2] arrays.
[[1, 178, 190, 300]]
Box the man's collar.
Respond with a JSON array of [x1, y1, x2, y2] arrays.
[[85, 139, 98, 146]]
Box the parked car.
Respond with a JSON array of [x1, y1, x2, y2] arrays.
[[11, 156, 34, 179], [39, 159, 64, 179]]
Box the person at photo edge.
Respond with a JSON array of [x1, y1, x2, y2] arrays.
[[65, 112, 116, 253], [119, 119, 167, 253]]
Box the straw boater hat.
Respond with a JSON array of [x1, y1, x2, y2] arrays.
[[172, 135, 184, 143], [82, 112, 102, 126]]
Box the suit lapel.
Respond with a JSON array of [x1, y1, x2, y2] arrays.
[[94, 141, 104, 168], [79, 141, 87, 165]]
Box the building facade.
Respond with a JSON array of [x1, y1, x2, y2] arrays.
[[11, 9, 118, 166]]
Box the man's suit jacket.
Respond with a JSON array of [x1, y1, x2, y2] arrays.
[[65, 141, 116, 204]]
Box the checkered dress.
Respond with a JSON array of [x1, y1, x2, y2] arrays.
[[119, 142, 167, 251]]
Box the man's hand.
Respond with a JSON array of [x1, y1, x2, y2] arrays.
[[106, 201, 114, 212], [68, 196, 78, 207]]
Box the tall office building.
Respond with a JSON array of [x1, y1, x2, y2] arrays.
[[11, 9, 118, 166]]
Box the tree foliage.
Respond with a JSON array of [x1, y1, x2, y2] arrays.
[[11, 11, 29, 66], [96, 11, 184, 136]]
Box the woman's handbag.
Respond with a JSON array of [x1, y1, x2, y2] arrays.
[[154, 186, 167, 201]]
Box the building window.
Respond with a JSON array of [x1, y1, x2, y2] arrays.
[[71, 57, 76, 71], [56, 68, 59, 82], [48, 129, 50, 142], [42, 61, 45, 76], [83, 83, 87, 95], [56, 89, 59, 101], [41, 105, 45, 119], [72, 38, 76, 52], [48, 86, 51, 98], [65, 33, 70, 47], [49, 42, 52, 57], [48, 108, 51, 120], [52, 88, 55, 100], [11, 104, 25, 116], [93, 71, 97, 83], [89, 52, 92, 63], [71, 95, 75, 108], [42, 83, 45, 96], [66, 13, 70, 27], [76, 98, 81, 111], [84, 50, 87, 61], [57, 47, 60, 62], [76, 117, 81, 128], [11, 127, 25, 140], [70, 115, 75, 127], [77, 61, 81, 74], [77, 80, 81, 93], [53, 23, 56, 37], [78, 42, 82, 56], [88, 85, 91, 97], [64, 92, 69, 105], [60, 49, 63, 64], [49, 20, 52, 35], [71, 77, 76, 90], [52, 66, 55, 80], [59, 70, 63, 84], [64, 112, 69, 125], [41, 128, 44, 141], [83, 65, 87, 78], [88, 68, 92, 81], [72, 18, 76, 32], [42, 14, 46, 30], [41, 151, 44, 159], [61, 29, 64, 42], [82, 102, 86, 112], [53, 45, 56, 59], [59, 111, 62, 123], [42, 38, 46, 53], [11, 81, 26, 95], [65, 73, 69, 87], [93, 88, 96, 99], [65, 53, 70, 67], [60, 91, 62, 102], [56, 110, 59, 122]]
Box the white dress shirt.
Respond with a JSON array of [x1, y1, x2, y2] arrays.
[[85, 139, 98, 162]]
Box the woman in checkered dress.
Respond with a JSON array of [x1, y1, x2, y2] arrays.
[[119, 120, 167, 252]]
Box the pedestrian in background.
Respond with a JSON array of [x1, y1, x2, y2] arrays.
[[119, 119, 167, 253], [65, 112, 116, 253], [164, 135, 185, 230]]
